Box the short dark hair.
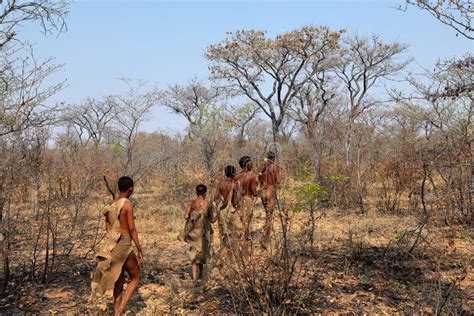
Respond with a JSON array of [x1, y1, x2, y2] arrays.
[[267, 151, 276, 161], [196, 184, 207, 196], [243, 157, 252, 167], [118, 176, 134, 192], [239, 156, 251, 169], [224, 165, 236, 177]]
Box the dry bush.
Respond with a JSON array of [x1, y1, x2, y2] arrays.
[[213, 190, 316, 314], [375, 160, 418, 214], [1, 3, 472, 312]]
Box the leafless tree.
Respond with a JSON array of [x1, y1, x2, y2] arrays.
[[0, 45, 65, 137], [404, 0, 473, 40], [226, 101, 261, 146], [0, 0, 69, 293], [401, 59, 473, 223], [409, 55, 474, 100], [161, 80, 230, 173], [331, 34, 410, 211], [24, 128, 50, 220], [62, 96, 119, 146], [403, 0, 472, 220], [335, 34, 409, 167], [161, 78, 221, 139], [206, 26, 343, 141], [113, 79, 162, 177], [1, 0, 69, 49], [289, 69, 337, 141]]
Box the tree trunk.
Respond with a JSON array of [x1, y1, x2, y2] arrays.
[[355, 146, 365, 213], [0, 192, 10, 294], [237, 125, 246, 148], [271, 119, 281, 144], [345, 120, 353, 168], [306, 122, 324, 180], [42, 205, 50, 284], [469, 132, 473, 224], [309, 206, 315, 246], [32, 175, 40, 220], [305, 119, 316, 141], [0, 231, 9, 294]]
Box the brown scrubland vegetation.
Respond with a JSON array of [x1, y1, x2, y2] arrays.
[[0, 0, 472, 314]]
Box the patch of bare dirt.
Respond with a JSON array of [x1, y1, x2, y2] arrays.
[[1, 208, 472, 314]]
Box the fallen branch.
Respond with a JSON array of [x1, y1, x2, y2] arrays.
[[103, 175, 115, 200]]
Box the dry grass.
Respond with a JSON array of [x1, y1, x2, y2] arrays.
[[1, 188, 472, 314]]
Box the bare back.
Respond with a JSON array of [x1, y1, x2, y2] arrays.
[[241, 172, 258, 197], [260, 162, 281, 191], [234, 170, 246, 183], [214, 178, 240, 208], [190, 198, 210, 213]]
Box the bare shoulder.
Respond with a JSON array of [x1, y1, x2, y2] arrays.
[[122, 200, 133, 212], [235, 172, 245, 181], [247, 173, 257, 181]]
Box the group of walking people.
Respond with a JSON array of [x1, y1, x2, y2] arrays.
[[182, 152, 281, 283], [90, 151, 280, 315]]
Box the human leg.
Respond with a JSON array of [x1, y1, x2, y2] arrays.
[[192, 262, 199, 282], [116, 251, 140, 315], [243, 198, 254, 241], [262, 194, 275, 244], [113, 269, 125, 313], [198, 263, 204, 279]]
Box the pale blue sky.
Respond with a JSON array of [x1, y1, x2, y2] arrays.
[[22, 0, 473, 133]]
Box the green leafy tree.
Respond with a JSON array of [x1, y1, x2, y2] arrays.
[[292, 162, 327, 245]]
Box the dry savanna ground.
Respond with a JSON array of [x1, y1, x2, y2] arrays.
[[1, 188, 473, 315], [1, 1, 472, 314]]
